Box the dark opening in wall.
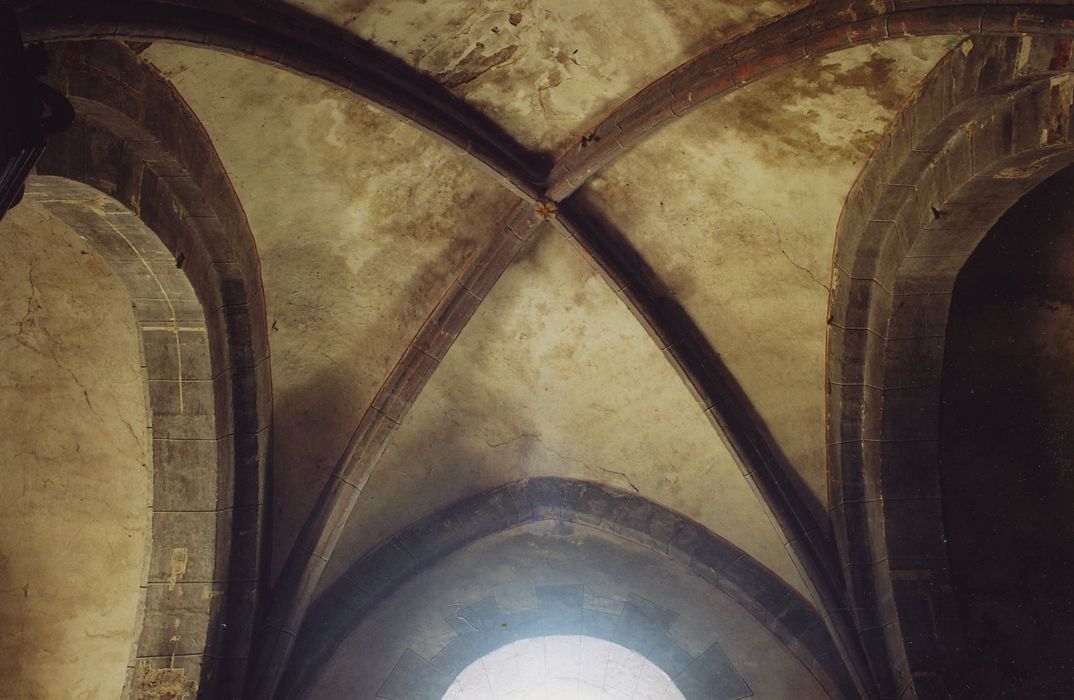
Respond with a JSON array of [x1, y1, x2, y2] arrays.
[[942, 162, 1074, 695]]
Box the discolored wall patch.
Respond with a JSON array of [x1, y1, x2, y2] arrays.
[[580, 37, 956, 514], [287, 0, 808, 153]]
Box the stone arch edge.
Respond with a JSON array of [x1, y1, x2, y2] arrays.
[[284, 477, 857, 700], [30, 39, 272, 700], [827, 33, 1074, 699]]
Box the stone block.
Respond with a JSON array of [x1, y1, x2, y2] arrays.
[[152, 437, 222, 512], [458, 227, 523, 300], [828, 381, 882, 445], [352, 539, 417, 600], [136, 582, 216, 657], [970, 98, 1015, 176], [674, 641, 750, 700], [148, 510, 218, 584], [536, 584, 583, 635], [561, 480, 632, 529], [378, 649, 447, 700], [445, 596, 502, 637], [720, 556, 793, 621], [647, 636, 693, 678], [395, 508, 468, 565], [827, 325, 882, 387], [614, 496, 681, 552], [371, 345, 439, 423], [148, 378, 216, 440], [887, 292, 951, 340], [524, 477, 568, 521], [411, 281, 479, 360], [581, 608, 618, 640], [614, 594, 677, 653], [215, 505, 260, 582], [881, 384, 941, 442], [451, 486, 523, 540], [892, 254, 965, 296]]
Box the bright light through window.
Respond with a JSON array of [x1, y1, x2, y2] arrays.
[[442, 635, 688, 700]]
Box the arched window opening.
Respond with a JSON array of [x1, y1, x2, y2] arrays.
[[443, 635, 688, 700]]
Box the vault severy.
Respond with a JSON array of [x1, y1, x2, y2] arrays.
[[320, 228, 808, 599], [142, 42, 521, 575], [286, 0, 810, 153], [580, 36, 956, 516]]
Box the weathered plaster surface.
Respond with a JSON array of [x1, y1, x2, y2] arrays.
[[325, 228, 807, 596], [0, 201, 150, 698], [142, 44, 519, 573], [311, 521, 827, 698], [287, 0, 807, 153], [581, 37, 956, 516]]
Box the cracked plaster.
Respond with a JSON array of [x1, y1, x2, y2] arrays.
[[580, 37, 957, 518], [286, 0, 808, 153], [0, 201, 150, 699], [142, 44, 520, 575], [322, 227, 808, 598]]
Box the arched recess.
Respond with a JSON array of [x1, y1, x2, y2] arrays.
[[282, 478, 858, 700], [827, 35, 1074, 698], [29, 40, 272, 698]]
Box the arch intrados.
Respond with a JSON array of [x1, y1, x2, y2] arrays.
[[283, 478, 853, 700], [23, 176, 222, 697]]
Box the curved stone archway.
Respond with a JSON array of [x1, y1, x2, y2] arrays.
[[301, 517, 831, 700], [25, 39, 273, 698], [284, 478, 855, 700], [23, 177, 223, 697], [827, 34, 1074, 698], [380, 592, 748, 700]]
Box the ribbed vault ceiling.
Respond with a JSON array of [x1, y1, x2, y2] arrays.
[[138, 3, 961, 595], [127, 4, 971, 694], [17, 1, 1074, 697], [287, 0, 811, 153]]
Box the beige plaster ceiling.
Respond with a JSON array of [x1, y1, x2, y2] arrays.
[[287, 0, 809, 153], [142, 44, 521, 572], [580, 37, 957, 517], [322, 227, 807, 597], [0, 200, 150, 698], [130, 15, 968, 682], [140, 32, 964, 603]]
